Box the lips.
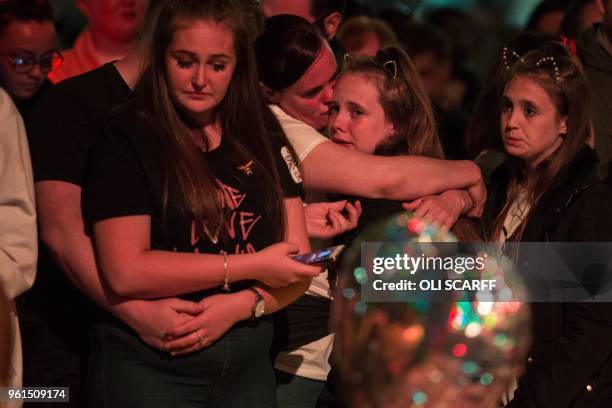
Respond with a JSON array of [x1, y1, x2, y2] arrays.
[[332, 137, 352, 148], [185, 92, 211, 99], [19, 83, 38, 92], [504, 134, 523, 146], [119, 10, 136, 19]]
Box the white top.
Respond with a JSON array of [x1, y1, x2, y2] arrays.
[[0, 88, 37, 406], [500, 190, 530, 243], [270, 104, 334, 380], [270, 105, 330, 163]]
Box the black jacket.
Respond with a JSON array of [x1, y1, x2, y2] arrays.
[[485, 147, 612, 408]]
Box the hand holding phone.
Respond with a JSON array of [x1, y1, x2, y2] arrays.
[[290, 245, 345, 265]]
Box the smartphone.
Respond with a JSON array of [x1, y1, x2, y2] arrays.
[[291, 245, 345, 265]]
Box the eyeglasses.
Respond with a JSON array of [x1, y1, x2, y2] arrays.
[[4, 50, 63, 74]]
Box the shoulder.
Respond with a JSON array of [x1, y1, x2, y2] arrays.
[[45, 63, 124, 103], [269, 105, 330, 162], [99, 98, 155, 153], [33, 64, 128, 130], [556, 178, 612, 241], [0, 87, 18, 119], [270, 105, 326, 140], [573, 179, 612, 216], [0, 88, 27, 147]]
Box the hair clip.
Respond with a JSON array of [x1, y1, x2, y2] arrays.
[[381, 59, 397, 80], [345, 52, 397, 80], [535, 56, 562, 83], [502, 47, 524, 70], [375, 50, 398, 80]]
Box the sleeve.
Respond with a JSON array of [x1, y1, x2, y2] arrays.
[[507, 188, 612, 408], [27, 85, 88, 186], [0, 90, 37, 300], [272, 105, 330, 162], [275, 142, 304, 198], [86, 121, 154, 223]]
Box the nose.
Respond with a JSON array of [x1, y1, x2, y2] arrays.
[[192, 64, 206, 90], [321, 82, 334, 105], [502, 108, 518, 132], [330, 108, 347, 134], [27, 63, 43, 81]]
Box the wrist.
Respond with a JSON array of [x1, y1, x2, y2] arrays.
[[442, 190, 471, 213], [231, 290, 255, 322], [113, 299, 148, 334], [225, 252, 261, 283], [460, 160, 481, 186]]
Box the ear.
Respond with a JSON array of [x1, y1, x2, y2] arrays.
[[261, 83, 281, 104], [559, 116, 568, 137], [385, 121, 396, 139], [322, 12, 342, 40]]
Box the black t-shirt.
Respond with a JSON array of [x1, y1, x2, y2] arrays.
[[19, 63, 131, 326], [86, 105, 303, 298], [336, 197, 402, 245], [28, 63, 131, 186], [16, 79, 52, 123]]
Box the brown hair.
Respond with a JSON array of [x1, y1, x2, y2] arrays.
[[343, 46, 444, 159], [343, 47, 481, 241], [490, 42, 590, 242], [135, 0, 286, 241], [466, 32, 557, 158]]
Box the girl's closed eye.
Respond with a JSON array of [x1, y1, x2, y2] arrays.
[[176, 58, 194, 69], [351, 108, 365, 118], [303, 88, 321, 99], [211, 62, 226, 72]]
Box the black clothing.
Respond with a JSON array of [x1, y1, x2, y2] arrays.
[[85, 101, 302, 405], [334, 197, 402, 247], [272, 294, 331, 354], [435, 102, 470, 160], [87, 102, 302, 258], [315, 197, 402, 407], [27, 63, 130, 186], [484, 147, 612, 408], [15, 79, 52, 123], [18, 63, 131, 407]]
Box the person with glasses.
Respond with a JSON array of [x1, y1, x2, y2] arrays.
[[0, 0, 60, 119]]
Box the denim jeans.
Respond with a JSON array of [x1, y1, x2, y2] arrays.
[[275, 370, 325, 408], [87, 318, 277, 408]]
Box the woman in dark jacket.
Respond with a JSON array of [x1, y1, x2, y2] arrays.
[[484, 41, 612, 407]]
